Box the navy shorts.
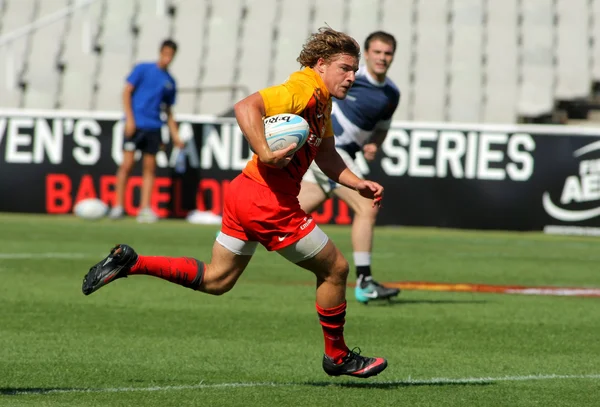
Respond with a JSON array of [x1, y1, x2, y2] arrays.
[[123, 129, 162, 154]]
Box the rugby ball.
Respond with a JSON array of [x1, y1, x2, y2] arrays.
[[73, 198, 108, 220], [264, 114, 310, 154]]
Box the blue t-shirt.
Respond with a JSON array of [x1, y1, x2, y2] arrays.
[[126, 62, 177, 129], [332, 66, 400, 149]]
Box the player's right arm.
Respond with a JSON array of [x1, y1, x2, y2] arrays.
[[234, 92, 296, 168], [363, 128, 388, 161], [122, 83, 135, 138], [363, 88, 401, 160], [316, 136, 384, 206], [123, 64, 143, 138]]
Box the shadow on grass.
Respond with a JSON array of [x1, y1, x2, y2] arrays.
[[0, 379, 493, 396], [364, 298, 489, 307], [0, 387, 82, 396], [303, 380, 493, 389]]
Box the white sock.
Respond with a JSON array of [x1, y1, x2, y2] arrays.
[[353, 252, 371, 267]]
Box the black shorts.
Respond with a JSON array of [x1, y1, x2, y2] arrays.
[[123, 129, 162, 154]]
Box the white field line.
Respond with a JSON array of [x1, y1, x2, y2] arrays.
[[3, 374, 600, 396], [0, 253, 87, 259]]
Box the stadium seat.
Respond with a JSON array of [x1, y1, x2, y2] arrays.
[[271, 0, 311, 85], [412, 0, 448, 122], [21, 0, 68, 109], [517, 0, 555, 118], [236, 0, 278, 103], [134, 0, 172, 61], [380, 0, 412, 121], [60, 1, 104, 110], [0, 0, 35, 33], [346, 0, 379, 48], [0, 0, 38, 107], [3, 0, 600, 124], [0, 46, 23, 108], [447, 0, 483, 123], [592, 0, 600, 84], [93, 0, 138, 111], [483, 0, 518, 123], [169, 0, 208, 114], [554, 0, 590, 101], [311, 0, 345, 33], [196, 0, 244, 115], [0, 0, 36, 43]]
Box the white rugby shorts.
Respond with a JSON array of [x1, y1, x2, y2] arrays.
[[302, 147, 364, 196]]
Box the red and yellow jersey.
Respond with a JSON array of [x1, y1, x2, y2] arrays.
[[242, 67, 333, 196]]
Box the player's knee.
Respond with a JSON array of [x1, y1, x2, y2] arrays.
[[199, 269, 236, 296], [208, 282, 234, 296], [118, 162, 134, 175], [354, 199, 379, 220], [142, 161, 156, 174], [329, 256, 349, 284], [203, 279, 235, 296]]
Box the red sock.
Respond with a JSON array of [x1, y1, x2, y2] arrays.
[[129, 255, 205, 290], [316, 302, 349, 364]]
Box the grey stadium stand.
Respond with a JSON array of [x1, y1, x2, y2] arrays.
[[1, 0, 600, 124]]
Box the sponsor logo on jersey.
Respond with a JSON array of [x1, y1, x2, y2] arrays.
[[300, 217, 313, 231], [307, 133, 322, 147]]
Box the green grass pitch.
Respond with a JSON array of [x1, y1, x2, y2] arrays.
[[1, 213, 599, 406]]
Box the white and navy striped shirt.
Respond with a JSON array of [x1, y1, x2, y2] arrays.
[[332, 66, 400, 156]]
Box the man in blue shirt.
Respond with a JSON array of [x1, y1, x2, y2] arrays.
[[299, 31, 401, 304], [109, 39, 184, 223]]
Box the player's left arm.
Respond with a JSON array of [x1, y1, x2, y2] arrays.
[[363, 127, 389, 161], [315, 136, 383, 205], [164, 80, 184, 149], [165, 106, 184, 149], [363, 90, 400, 161], [369, 127, 390, 147]]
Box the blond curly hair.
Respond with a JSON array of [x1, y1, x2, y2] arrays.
[[297, 27, 361, 68]]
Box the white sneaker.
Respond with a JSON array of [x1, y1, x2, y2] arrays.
[[108, 206, 124, 220], [136, 207, 159, 223], [186, 210, 222, 225]]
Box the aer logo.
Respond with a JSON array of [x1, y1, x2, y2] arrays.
[[543, 141, 600, 222]]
